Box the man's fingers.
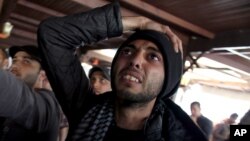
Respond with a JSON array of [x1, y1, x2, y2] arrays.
[[164, 26, 183, 57], [143, 22, 183, 56], [177, 38, 183, 59], [172, 36, 179, 53]]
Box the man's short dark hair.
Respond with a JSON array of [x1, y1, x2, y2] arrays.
[[9, 45, 41, 63], [191, 101, 200, 108], [230, 113, 238, 119], [9, 45, 43, 70]]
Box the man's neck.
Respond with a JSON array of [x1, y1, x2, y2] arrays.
[[191, 114, 202, 121], [115, 98, 156, 130]]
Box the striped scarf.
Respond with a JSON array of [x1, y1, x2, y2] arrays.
[[70, 98, 207, 141], [71, 98, 167, 141], [72, 99, 114, 141]]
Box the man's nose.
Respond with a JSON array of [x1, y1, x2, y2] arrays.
[[9, 62, 19, 71], [129, 51, 144, 69], [93, 81, 100, 88]]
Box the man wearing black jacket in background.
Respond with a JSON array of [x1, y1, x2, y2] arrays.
[[0, 45, 60, 141], [190, 101, 213, 140]]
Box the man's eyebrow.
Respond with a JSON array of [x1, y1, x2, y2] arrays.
[[124, 44, 136, 49], [124, 44, 161, 53], [23, 56, 33, 59], [13, 56, 33, 60], [146, 46, 161, 53]]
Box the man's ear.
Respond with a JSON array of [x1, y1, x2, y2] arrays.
[[33, 70, 47, 89], [38, 70, 46, 81], [39, 70, 52, 91]]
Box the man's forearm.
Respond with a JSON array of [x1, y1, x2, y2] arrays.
[[0, 70, 25, 117], [37, 2, 124, 124]]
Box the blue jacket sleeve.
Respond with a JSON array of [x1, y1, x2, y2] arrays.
[[37, 2, 123, 129]]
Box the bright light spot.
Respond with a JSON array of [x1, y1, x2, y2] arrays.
[[93, 49, 117, 58], [185, 60, 191, 67], [81, 62, 92, 76]]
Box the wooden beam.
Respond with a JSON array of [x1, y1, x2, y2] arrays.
[[213, 29, 250, 47], [10, 13, 40, 25], [188, 29, 250, 52], [0, 0, 17, 33], [204, 53, 250, 74], [9, 19, 37, 32], [12, 28, 36, 40], [72, 0, 190, 51], [119, 0, 214, 39], [72, 0, 137, 16], [72, 0, 109, 8], [18, 0, 65, 17], [0, 0, 17, 23], [0, 0, 4, 14], [0, 35, 36, 47], [188, 37, 212, 52]]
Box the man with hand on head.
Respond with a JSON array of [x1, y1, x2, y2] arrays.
[[38, 2, 207, 141]]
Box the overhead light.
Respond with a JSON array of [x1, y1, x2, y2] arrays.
[[0, 22, 13, 39]]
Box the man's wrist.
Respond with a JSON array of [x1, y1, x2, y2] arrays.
[[122, 17, 148, 32]]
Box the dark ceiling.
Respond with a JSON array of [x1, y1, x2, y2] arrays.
[[0, 0, 250, 75]]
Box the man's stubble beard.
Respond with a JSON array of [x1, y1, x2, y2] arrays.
[[23, 72, 39, 88], [115, 78, 163, 108]]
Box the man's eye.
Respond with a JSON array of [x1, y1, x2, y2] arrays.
[[90, 77, 96, 82], [121, 48, 132, 56], [23, 60, 30, 64], [100, 78, 107, 84], [23, 59, 31, 64], [148, 53, 160, 61], [12, 59, 17, 63]]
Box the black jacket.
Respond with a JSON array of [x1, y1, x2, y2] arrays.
[[197, 115, 213, 139], [38, 2, 207, 141], [0, 70, 60, 141]]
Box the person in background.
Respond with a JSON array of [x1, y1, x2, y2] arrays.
[[0, 48, 9, 70], [213, 113, 238, 141], [190, 101, 213, 140], [0, 45, 60, 141], [30, 59, 69, 141], [88, 66, 111, 95], [38, 2, 207, 141]]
